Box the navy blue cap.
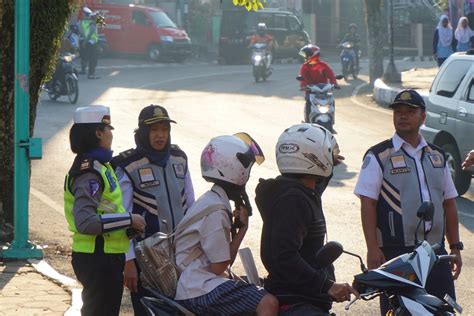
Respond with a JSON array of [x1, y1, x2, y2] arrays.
[[138, 104, 177, 126], [389, 89, 425, 110]]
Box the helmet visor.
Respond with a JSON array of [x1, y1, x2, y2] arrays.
[[234, 132, 265, 165]]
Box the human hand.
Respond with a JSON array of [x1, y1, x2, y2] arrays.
[[233, 205, 249, 228], [367, 247, 385, 270], [450, 249, 462, 280], [334, 155, 345, 166], [131, 214, 146, 233], [328, 282, 359, 302], [123, 260, 139, 292], [462, 150, 474, 170]]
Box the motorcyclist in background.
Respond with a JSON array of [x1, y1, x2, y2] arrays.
[[298, 45, 340, 123], [249, 23, 274, 70], [341, 23, 361, 71]]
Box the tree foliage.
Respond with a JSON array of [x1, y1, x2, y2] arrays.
[[230, 0, 265, 11], [0, 0, 74, 242]]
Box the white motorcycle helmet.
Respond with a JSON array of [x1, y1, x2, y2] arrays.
[[201, 133, 265, 187], [276, 123, 339, 178]]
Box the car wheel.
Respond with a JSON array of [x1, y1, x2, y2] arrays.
[[442, 143, 471, 195], [148, 44, 160, 61]]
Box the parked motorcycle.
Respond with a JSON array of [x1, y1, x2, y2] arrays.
[[297, 75, 343, 133], [251, 43, 272, 83], [43, 53, 79, 104], [340, 41, 358, 80], [341, 202, 463, 315]]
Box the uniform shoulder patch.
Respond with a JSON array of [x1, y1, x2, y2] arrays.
[[120, 148, 137, 158], [79, 158, 93, 171]]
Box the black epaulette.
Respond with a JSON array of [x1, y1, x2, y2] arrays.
[[67, 156, 105, 192], [364, 139, 393, 159], [170, 144, 187, 161], [111, 148, 141, 169]]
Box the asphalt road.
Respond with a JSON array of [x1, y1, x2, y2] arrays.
[[29, 57, 474, 315]]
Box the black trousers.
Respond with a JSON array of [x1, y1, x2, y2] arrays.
[[81, 42, 98, 75], [379, 246, 455, 315], [72, 250, 125, 316], [130, 259, 154, 316]]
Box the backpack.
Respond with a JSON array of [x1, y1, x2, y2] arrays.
[[134, 203, 227, 298]]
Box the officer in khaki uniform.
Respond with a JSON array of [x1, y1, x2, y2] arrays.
[[354, 90, 463, 315], [65, 105, 145, 316], [112, 104, 195, 316]]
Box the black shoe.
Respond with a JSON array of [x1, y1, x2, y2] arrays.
[[88, 75, 100, 79]]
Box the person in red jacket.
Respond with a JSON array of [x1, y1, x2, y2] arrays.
[[298, 44, 340, 122]]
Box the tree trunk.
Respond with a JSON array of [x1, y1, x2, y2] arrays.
[[364, 0, 384, 86], [0, 0, 73, 242]]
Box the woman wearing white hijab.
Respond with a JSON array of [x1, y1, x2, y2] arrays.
[[455, 17, 473, 52], [433, 15, 455, 66]]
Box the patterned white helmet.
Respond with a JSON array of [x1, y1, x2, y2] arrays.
[[201, 133, 265, 186], [276, 123, 339, 178]]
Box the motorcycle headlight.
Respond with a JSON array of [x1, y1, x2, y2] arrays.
[[62, 55, 73, 62], [254, 55, 262, 61], [160, 35, 174, 42], [319, 106, 330, 114]]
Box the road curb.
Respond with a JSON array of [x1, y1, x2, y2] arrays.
[[373, 78, 401, 107], [28, 259, 82, 316]]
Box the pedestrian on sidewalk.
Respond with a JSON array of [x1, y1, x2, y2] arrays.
[[433, 15, 456, 66], [65, 105, 146, 316], [111, 104, 195, 316], [354, 90, 463, 315], [454, 17, 473, 52]]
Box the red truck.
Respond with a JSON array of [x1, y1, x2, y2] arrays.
[[82, 3, 192, 62]]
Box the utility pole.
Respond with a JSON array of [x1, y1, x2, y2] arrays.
[[1, 0, 43, 260], [383, 0, 401, 83]]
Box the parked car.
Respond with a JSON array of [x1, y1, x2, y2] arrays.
[[84, 3, 192, 62], [219, 8, 310, 64], [420, 52, 474, 195]]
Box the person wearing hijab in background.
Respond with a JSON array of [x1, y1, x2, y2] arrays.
[[111, 104, 195, 316], [433, 15, 456, 66], [455, 17, 473, 52]]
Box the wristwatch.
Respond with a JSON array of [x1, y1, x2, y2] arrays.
[[449, 242, 464, 250]]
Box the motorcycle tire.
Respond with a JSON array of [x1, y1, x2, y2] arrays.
[[254, 75, 260, 83], [65, 74, 79, 104], [48, 90, 59, 101]]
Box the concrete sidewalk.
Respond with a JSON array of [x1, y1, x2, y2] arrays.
[[0, 259, 80, 316], [373, 66, 438, 106]]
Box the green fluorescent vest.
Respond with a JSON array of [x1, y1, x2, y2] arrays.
[[64, 160, 129, 254], [80, 19, 98, 43]]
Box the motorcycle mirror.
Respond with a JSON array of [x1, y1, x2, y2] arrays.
[[335, 75, 344, 80], [314, 241, 343, 269], [416, 201, 434, 222], [296, 75, 304, 81]]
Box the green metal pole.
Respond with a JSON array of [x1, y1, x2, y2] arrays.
[[2, 0, 43, 259]]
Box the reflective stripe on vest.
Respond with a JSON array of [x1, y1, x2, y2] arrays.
[[372, 142, 445, 248], [64, 161, 129, 254]]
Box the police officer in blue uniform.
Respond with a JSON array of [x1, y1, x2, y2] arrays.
[[354, 90, 463, 315], [65, 105, 146, 316], [111, 104, 195, 315]]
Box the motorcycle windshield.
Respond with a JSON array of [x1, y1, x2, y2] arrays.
[[376, 255, 423, 287]]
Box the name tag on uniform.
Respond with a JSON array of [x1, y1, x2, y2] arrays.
[[139, 168, 160, 188], [390, 167, 411, 174], [428, 153, 444, 168], [390, 155, 407, 168], [173, 164, 186, 179]]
